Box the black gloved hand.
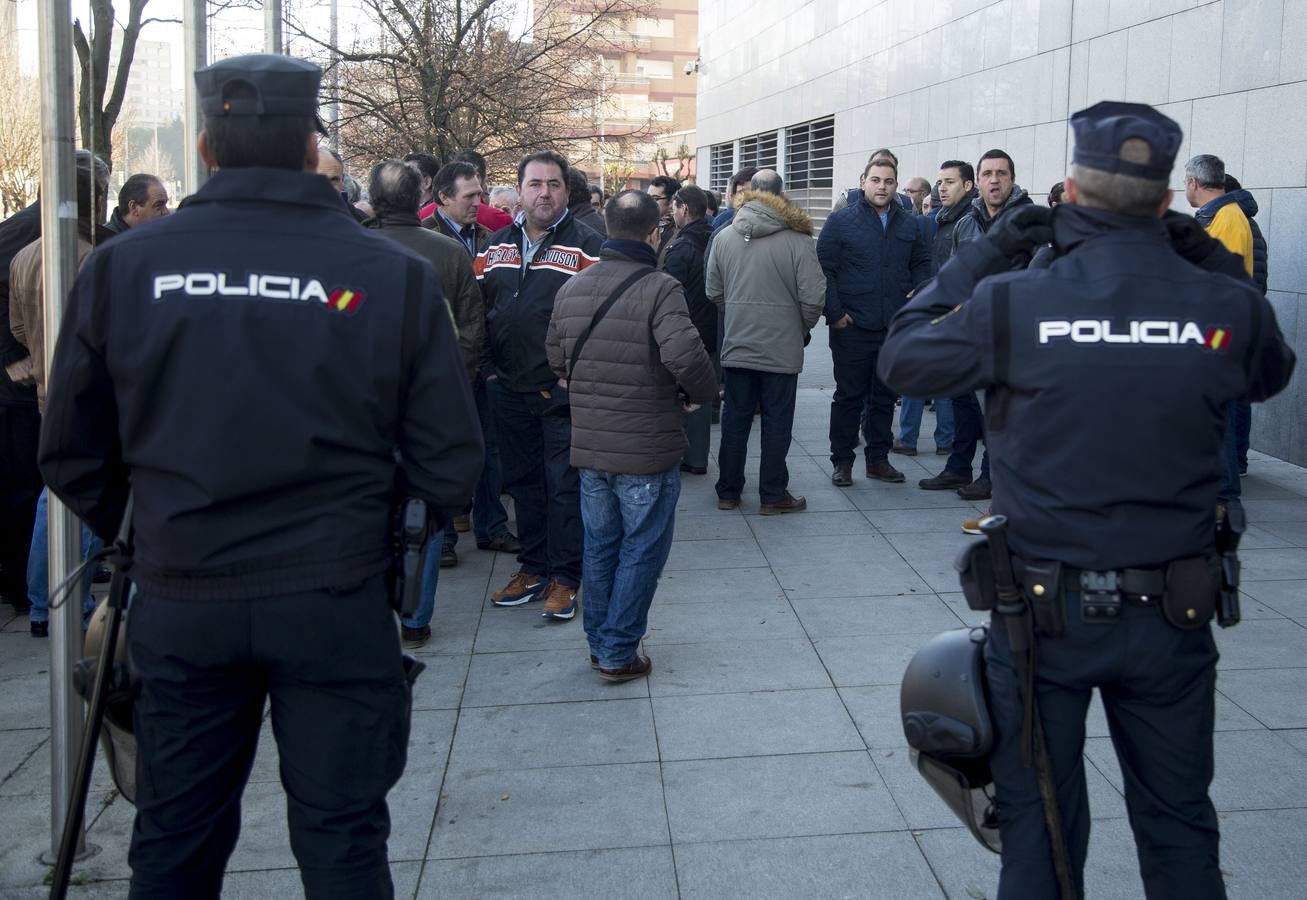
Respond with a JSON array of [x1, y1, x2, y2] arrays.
[[1162, 210, 1217, 262], [987, 205, 1055, 262]]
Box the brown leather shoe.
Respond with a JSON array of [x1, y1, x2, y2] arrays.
[[890, 440, 918, 456], [831, 464, 853, 487], [760, 491, 807, 515], [717, 497, 740, 510], [452, 513, 471, 532], [867, 460, 906, 483], [599, 655, 653, 683]]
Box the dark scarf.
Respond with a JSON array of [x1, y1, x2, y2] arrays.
[[602, 238, 657, 267]]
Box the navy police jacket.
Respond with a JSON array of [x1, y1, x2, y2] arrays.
[[38, 168, 485, 600], [476, 210, 604, 392], [816, 197, 932, 331], [878, 205, 1295, 571]]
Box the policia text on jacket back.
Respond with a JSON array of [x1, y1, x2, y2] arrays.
[[38, 54, 484, 899], [880, 102, 1295, 899]]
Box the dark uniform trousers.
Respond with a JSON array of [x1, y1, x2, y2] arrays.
[[829, 323, 897, 467], [0, 403, 42, 603], [944, 391, 985, 479], [491, 380, 583, 588], [126, 574, 411, 900], [985, 592, 1224, 900]]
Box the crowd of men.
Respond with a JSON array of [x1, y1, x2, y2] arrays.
[[0, 132, 1272, 655]]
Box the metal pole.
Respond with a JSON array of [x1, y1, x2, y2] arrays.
[[328, 0, 339, 152], [264, 0, 283, 53], [37, 0, 88, 863], [183, 0, 208, 195]]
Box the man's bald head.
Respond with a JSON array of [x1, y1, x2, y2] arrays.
[[750, 169, 783, 195], [605, 189, 660, 242]]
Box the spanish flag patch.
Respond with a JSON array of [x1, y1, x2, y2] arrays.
[[1205, 327, 1229, 351], [330, 288, 364, 315]]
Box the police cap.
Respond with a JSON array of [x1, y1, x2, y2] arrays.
[[195, 54, 328, 134], [1070, 101, 1182, 181]]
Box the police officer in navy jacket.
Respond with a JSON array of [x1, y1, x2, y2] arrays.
[[39, 54, 483, 898], [880, 102, 1294, 899]]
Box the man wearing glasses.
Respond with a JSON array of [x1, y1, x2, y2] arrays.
[[647, 175, 681, 264]]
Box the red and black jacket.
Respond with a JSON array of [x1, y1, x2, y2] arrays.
[[476, 210, 603, 392]]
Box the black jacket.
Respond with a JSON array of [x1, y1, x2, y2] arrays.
[[476, 209, 604, 392], [660, 216, 715, 350], [880, 205, 1295, 571], [38, 168, 484, 600], [816, 196, 931, 331], [930, 188, 978, 274], [0, 202, 40, 406], [569, 201, 607, 238]]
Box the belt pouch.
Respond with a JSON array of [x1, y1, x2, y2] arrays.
[[955, 538, 997, 611], [1021, 560, 1064, 638], [1163, 556, 1220, 630]]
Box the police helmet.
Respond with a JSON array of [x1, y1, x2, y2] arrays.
[[901, 625, 1000, 852], [76, 598, 137, 804]]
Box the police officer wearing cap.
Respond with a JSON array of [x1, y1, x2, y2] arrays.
[[880, 102, 1295, 898], [39, 55, 483, 898]]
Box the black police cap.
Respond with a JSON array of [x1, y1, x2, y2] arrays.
[[195, 54, 328, 135], [1070, 101, 1183, 182]]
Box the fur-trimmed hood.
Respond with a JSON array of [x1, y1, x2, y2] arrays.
[[731, 190, 814, 239]]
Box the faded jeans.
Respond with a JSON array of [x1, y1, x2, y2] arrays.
[[579, 467, 680, 669]]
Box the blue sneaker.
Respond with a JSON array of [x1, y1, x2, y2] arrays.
[[491, 571, 546, 607]]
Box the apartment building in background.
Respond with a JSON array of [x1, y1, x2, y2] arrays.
[[566, 0, 700, 193]]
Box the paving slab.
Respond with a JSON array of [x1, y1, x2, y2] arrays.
[[788, 593, 962, 637], [646, 638, 832, 696], [461, 647, 649, 707], [445, 699, 658, 775], [417, 846, 678, 899], [1214, 668, 1307, 729], [654, 566, 785, 606], [643, 594, 805, 644], [1212, 617, 1307, 670], [673, 831, 943, 900], [427, 762, 667, 860], [812, 632, 937, 687], [1240, 579, 1307, 619], [662, 751, 904, 843], [652, 688, 864, 760]]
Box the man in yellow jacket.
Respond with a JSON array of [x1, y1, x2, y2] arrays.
[[1184, 154, 1253, 276]]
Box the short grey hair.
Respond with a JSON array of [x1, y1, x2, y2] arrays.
[[489, 185, 518, 205], [367, 159, 421, 217], [750, 169, 784, 195], [1184, 154, 1225, 189]]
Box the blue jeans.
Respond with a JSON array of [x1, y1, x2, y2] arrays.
[[402, 535, 442, 630], [492, 380, 582, 588], [27, 488, 100, 624], [580, 467, 680, 669], [445, 375, 510, 549], [898, 397, 955, 449], [716, 368, 798, 504]]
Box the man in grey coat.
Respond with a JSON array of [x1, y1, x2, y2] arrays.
[[547, 190, 716, 682], [706, 170, 826, 514]]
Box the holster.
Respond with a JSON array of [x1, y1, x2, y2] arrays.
[[389, 498, 431, 618], [956, 539, 997, 611]]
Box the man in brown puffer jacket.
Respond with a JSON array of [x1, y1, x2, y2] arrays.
[[546, 190, 717, 683]]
